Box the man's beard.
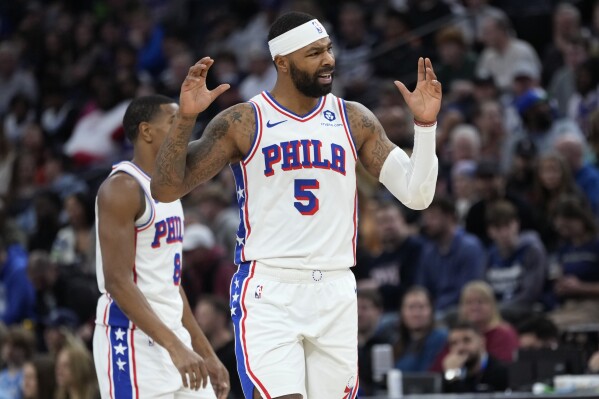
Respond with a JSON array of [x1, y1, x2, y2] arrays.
[[289, 61, 333, 98]]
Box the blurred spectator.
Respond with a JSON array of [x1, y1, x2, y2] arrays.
[[434, 27, 477, 93], [549, 196, 599, 327], [0, 41, 38, 116], [27, 250, 97, 344], [40, 309, 78, 357], [42, 149, 88, 201], [55, 341, 98, 399], [441, 321, 508, 393], [517, 316, 559, 350], [28, 190, 62, 252], [455, 0, 504, 49], [531, 152, 587, 252], [485, 201, 546, 322], [405, 0, 453, 53], [554, 132, 599, 214], [194, 295, 242, 399], [458, 281, 519, 363], [450, 160, 478, 224], [51, 192, 95, 273], [567, 57, 599, 134], [128, 7, 167, 78], [588, 350, 599, 373], [0, 236, 34, 325], [181, 223, 236, 306], [373, 104, 412, 150], [549, 36, 589, 117], [0, 326, 35, 399], [515, 87, 583, 154], [39, 84, 79, 147], [0, 126, 16, 199], [3, 94, 35, 146], [64, 71, 130, 168], [355, 200, 424, 312], [473, 99, 511, 172], [21, 355, 56, 399], [465, 160, 537, 247], [394, 286, 447, 372], [334, 2, 377, 106], [476, 11, 541, 92], [418, 196, 486, 317], [449, 124, 481, 164], [505, 138, 538, 203], [357, 289, 396, 396], [158, 49, 194, 99], [239, 44, 277, 101], [541, 3, 583, 85]]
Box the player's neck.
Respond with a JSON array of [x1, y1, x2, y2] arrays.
[[131, 154, 153, 178], [269, 82, 321, 116]]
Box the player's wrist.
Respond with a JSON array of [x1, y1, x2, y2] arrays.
[[414, 118, 437, 127], [177, 111, 200, 120]]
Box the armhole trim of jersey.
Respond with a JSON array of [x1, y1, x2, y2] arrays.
[[242, 100, 263, 164], [338, 98, 358, 160], [110, 170, 155, 230]]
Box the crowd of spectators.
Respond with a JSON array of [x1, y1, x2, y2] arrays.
[[2, 0, 599, 398]]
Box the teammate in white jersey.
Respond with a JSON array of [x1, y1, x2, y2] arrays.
[[151, 11, 441, 399], [93, 95, 229, 399]]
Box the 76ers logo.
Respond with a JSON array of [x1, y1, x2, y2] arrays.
[[255, 285, 263, 299]]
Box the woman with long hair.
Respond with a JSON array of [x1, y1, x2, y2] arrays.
[[21, 355, 56, 399], [458, 281, 519, 363], [55, 342, 98, 399], [394, 286, 447, 372]]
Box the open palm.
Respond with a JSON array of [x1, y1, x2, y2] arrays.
[[395, 57, 442, 124], [179, 57, 230, 115]]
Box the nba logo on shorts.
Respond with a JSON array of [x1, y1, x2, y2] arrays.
[[312, 21, 323, 34], [255, 285, 263, 299]]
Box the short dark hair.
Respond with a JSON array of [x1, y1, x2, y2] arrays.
[[357, 289, 383, 310], [428, 195, 456, 218], [122, 95, 175, 142], [268, 11, 316, 42], [450, 320, 482, 335], [486, 200, 518, 227], [517, 316, 559, 341]]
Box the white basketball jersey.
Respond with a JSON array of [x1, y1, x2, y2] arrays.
[[230, 91, 358, 270], [95, 161, 185, 330]]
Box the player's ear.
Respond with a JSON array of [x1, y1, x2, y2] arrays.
[[274, 55, 289, 73], [138, 121, 153, 143]]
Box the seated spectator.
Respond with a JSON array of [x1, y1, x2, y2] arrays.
[[0, 326, 35, 399], [549, 196, 599, 328], [394, 286, 447, 372], [357, 289, 396, 396], [459, 281, 519, 363], [588, 351, 599, 373], [355, 200, 423, 313], [442, 321, 509, 393], [21, 354, 56, 399], [517, 316, 560, 350], [194, 295, 242, 399], [418, 196, 486, 318], [485, 200, 546, 323], [55, 341, 98, 399]]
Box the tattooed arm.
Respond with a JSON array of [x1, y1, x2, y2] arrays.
[[151, 103, 255, 202]]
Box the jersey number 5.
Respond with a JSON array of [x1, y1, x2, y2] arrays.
[[294, 179, 319, 215]]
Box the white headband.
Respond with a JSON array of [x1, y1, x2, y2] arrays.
[[268, 19, 329, 60]]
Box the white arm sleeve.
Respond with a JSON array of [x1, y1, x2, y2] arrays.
[[379, 123, 438, 210]]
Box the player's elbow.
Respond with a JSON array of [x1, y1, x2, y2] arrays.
[[404, 183, 436, 210]]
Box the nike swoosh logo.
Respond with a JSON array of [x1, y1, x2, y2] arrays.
[[266, 120, 287, 128]]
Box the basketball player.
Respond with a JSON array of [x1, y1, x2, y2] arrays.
[[151, 12, 441, 399], [93, 95, 230, 399]]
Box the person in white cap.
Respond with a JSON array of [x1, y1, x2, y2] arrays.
[[151, 11, 442, 399]]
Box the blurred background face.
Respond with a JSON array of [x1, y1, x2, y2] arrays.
[[481, 18, 502, 49], [448, 329, 483, 364], [375, 205, 407, 245], [553, 215, 584, 238], [194, 301, 218, 337], [421, 208, 446, 240], [401, 291, 432, 331], [461, 290, 493, 326], [538, 158, 563, 191], [21, 362, 37, 398], [488, 220, 518, 249], [357, 297, 381, 334], [519, 333, 544, 350], [55, 349, 71, 389]]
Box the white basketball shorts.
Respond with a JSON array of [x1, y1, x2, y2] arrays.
[[93, 322, 217, 399], [230, 261, 359, 399]]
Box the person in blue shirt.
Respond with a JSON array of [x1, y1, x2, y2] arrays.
[[394, 286, 447, 372], [0, 326, 35, 399], [418, 196, 487, 319], [0, 237, 35, 325]]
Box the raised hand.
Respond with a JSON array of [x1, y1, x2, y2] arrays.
[[394, 57, 442, 125], [179, 57, 230, 116]]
